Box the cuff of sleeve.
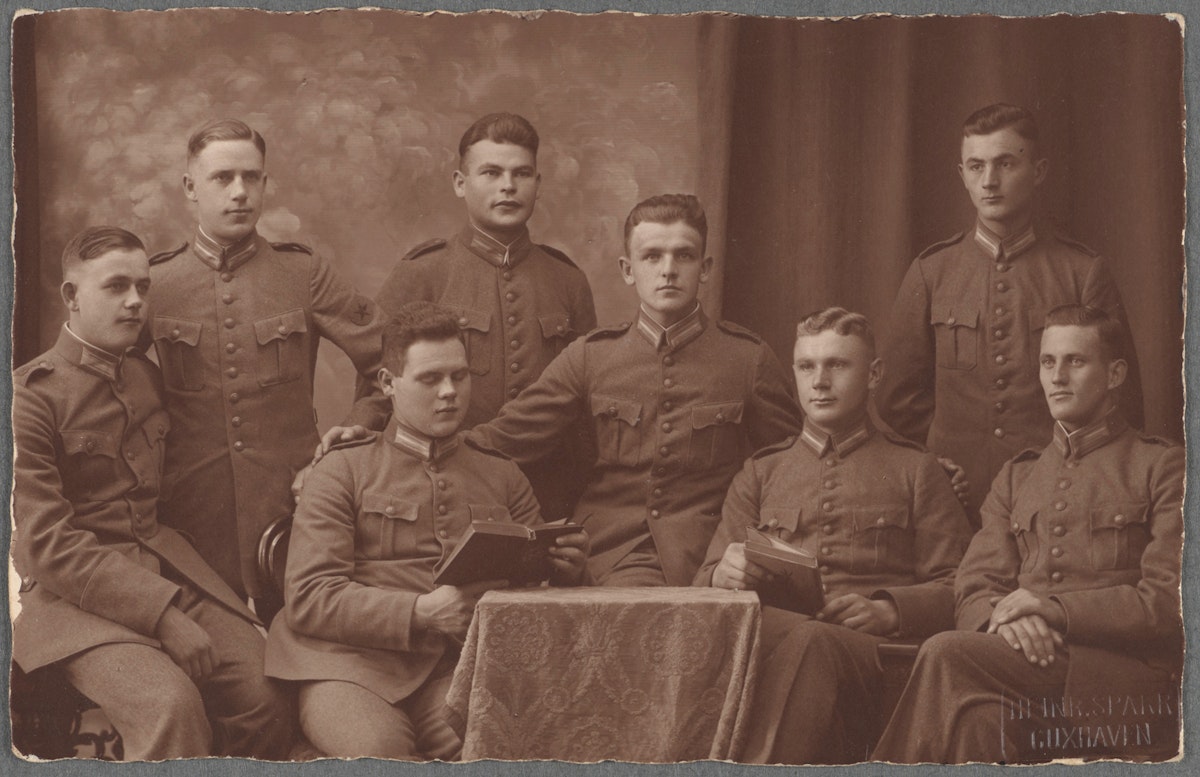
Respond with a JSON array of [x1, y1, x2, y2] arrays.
[[872, 585, 954, 638], [79, 553, 182, 637], [956, 595, 995, 634]]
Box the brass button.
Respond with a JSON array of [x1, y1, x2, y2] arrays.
[[85, 440, 95, 452], [822, 501, 833, 511], [876, 517, 887, 527], [994, 306, 1006, 316], [437, 480, 447, 490], [825, 459, 835, 468], [995, 401, 1006, 412], [1114, 514, 1126, 526], [222, 293, 233, 304], [650, 509, 661, 519], [439, 529, 449, 539], [509, 388, 519, 398], [231, 416, 242, 427], [171, 328, 181, 338], [653, 488, 663, 498], [510, 339, 519, 349], [607, 405, 617, 416], [226, 367, 238, 378], [225, 342, 236, 353], [715, 413, 725, 423], [661, 422, 672, 432], [384, 505, 395, 515], [220, 272, 233, 282], [662, 400, 673, 411], [822, 524, 834, 535], [994, 329, 1005, 339], [1051, 572, 1063, 583], [819, 565, 830, 576], [1057, 479, 1070, 489], [277, 325, 287, 334], [224, 318, 235, 329], [458, 317, 469, 327], [655, 467, 667, 476], [994, 378, 1007, 389], [233, 441, 244, 452], [1054, 501, 1067, 511], [996, 281, 1008, 292], [947, 316, 957, 325], [507, 315, 516, 325], [993, 428, 1004, 438], [510, 362, 520, 372], [995, 263, 1007, 272], [659, 446, 669, 456], [502, 270, 512, 281], [994, 355, 1006, 365], [556, 324, 565, 333], [437, 504, 448, 515], [1011, 522, 1020, 531], [1052, 525, 1065, 537], [823, 479, 834, 489], [505, 291, 516, 302], [766, 518, 778, 528], [821, 546, 832, 556], [663, 378, 674, 388], [1051, 546, 1063, 557], [229, 392, 240, 403], [663, 356, 675, 366]]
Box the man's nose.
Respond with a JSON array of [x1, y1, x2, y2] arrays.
[[1051, 363, 1068, 384], [812, 367, 831, 387], [499, 173, 516, 193], [438, 378, 458, 397], [125, 289, 145, 309], [982, 164, 1000, 188], [660, 255, 678, 277], [230, 176, 248, 200]]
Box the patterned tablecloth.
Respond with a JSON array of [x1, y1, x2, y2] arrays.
[[445, 586, 761, 762]]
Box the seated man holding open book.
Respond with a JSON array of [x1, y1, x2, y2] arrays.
[[264, 302, 589, 760], [695, 307, 972, 764]]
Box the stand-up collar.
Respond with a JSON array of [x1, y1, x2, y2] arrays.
[[973, 220, 1037, 262], [1052, 410, 1126, 461], [459, 224, 533, 268], [192, 227, 259, 272], [635, 303, 705, 352], [58, 324, 134, 384], [387, 419, 461, 463], [799, 416, 873, 459]]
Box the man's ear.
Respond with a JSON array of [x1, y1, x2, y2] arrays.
[[183, 173, 197, 202], [1107, 358, 1128, 391], [1033, 157, 1049, 187], [379, 367, 397, 396], [618, 256, 636, 286], [699, 255, 715, 283], [61, 280, 79, 311], [868, 357, 884, 392], [452, 168, 466, 199]]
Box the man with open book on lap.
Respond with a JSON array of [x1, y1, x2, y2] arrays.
[[264, 302, 588, 760], [695, 307, 972, 764]]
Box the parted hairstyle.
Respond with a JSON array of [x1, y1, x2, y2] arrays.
[[382, 302, 465, 374], [622, 194, 708, 256], [1043, 304, 1125, 362], [458, 113, 539, 161], [962, 103, 1040, 155], [187, 118, 267, 162], [61, 226, 145, 276], [795, 306, 876, 358]]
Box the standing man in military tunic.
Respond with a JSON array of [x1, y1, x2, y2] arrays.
[[149, 119, 385, 601], [356, 113, 596, 522], [468, 194, 802, 586], [876, 103, 1142, 523]]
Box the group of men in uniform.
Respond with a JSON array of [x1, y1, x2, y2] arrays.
[[10, 103, 1182, 764]]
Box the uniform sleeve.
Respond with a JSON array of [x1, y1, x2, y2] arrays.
[[505, 460, 543, 528], [307, 252, 388, 429], [468, 339, 588, 463], [875, 259, 936, 444], [570, 271, 598, 337], [1083, 257, 1144, 429], [1050, 445, 1183, 645], [12, 386, 180, 637], [745, 343, 803, 450], [693, 457, 763, 586], [284, 453, 421, 652], [954, 459, 1025, 632], [874, 452, 973, 638]]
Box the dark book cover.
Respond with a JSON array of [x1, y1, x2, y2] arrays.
[[433, 521, 582, 587], [744, 527, 825, 615]]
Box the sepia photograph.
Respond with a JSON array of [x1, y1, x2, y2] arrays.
[[3, 2, 1192, 772]]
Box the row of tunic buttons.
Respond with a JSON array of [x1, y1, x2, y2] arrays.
[[649, 351, 680, 519], [219, 273, 247, 454], [990, 258, 1013, 439]]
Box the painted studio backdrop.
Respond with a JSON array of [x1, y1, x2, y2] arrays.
[[12, 9, 1184, 441]]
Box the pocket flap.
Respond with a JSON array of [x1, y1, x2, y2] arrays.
[[60, 430, 117, 458], [361, 493, 419, 521], [152, 316, 202, 346], [930, 301, 979, 328], [590, 394, 642, 426], [539, 313, 574, 339], [757, 506, 801, 533], [468, 504, 513, 523], [1091, 502, 1149, 530], [254, 308, 308, 345], [1010, 504, 1038, 533], [141, 411, 171, 447], [451, 307, 491, 334], [853, 506, 910, 531], [691, 401, 744, 430]]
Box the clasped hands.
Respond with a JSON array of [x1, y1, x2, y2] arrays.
[[987, 587, 1067, 668]]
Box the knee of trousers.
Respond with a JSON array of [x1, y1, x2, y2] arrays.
[[135, 678, 212, 741], [912, 630, 991, 673]]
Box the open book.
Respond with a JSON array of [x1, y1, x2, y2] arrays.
[[433, 520, 583, 587], [744, 526, 826, 615]]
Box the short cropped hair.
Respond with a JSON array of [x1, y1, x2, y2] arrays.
[[458, 113, 539, 161], [61, 226, 145, 276], [962, 103, 1040, 155], [623, 194, 708, 255], [187, 118, 267, 162], [795, 306, 876, 358], [381, 302, 464, 374], [1043, 304, 1125, 362]]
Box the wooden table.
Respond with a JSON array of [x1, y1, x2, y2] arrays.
[[445, 586, 761, 762]]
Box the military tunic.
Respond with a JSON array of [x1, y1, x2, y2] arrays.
[[149, 228, 385, 597], [695, 419, 972, 763], [876, 222, 1143, 521], [872, 414, 1183, 763], [469, 305, 803, 587], [12, 326, 289, 758], [265, 421, 541, 704]]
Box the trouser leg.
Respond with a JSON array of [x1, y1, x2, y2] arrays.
[[61, 642, 211, 760], [298, 680, 420, 759]]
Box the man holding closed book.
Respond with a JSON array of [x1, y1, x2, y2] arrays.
[[695, 307, 972, 764], [265, 302, 588, 760]]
